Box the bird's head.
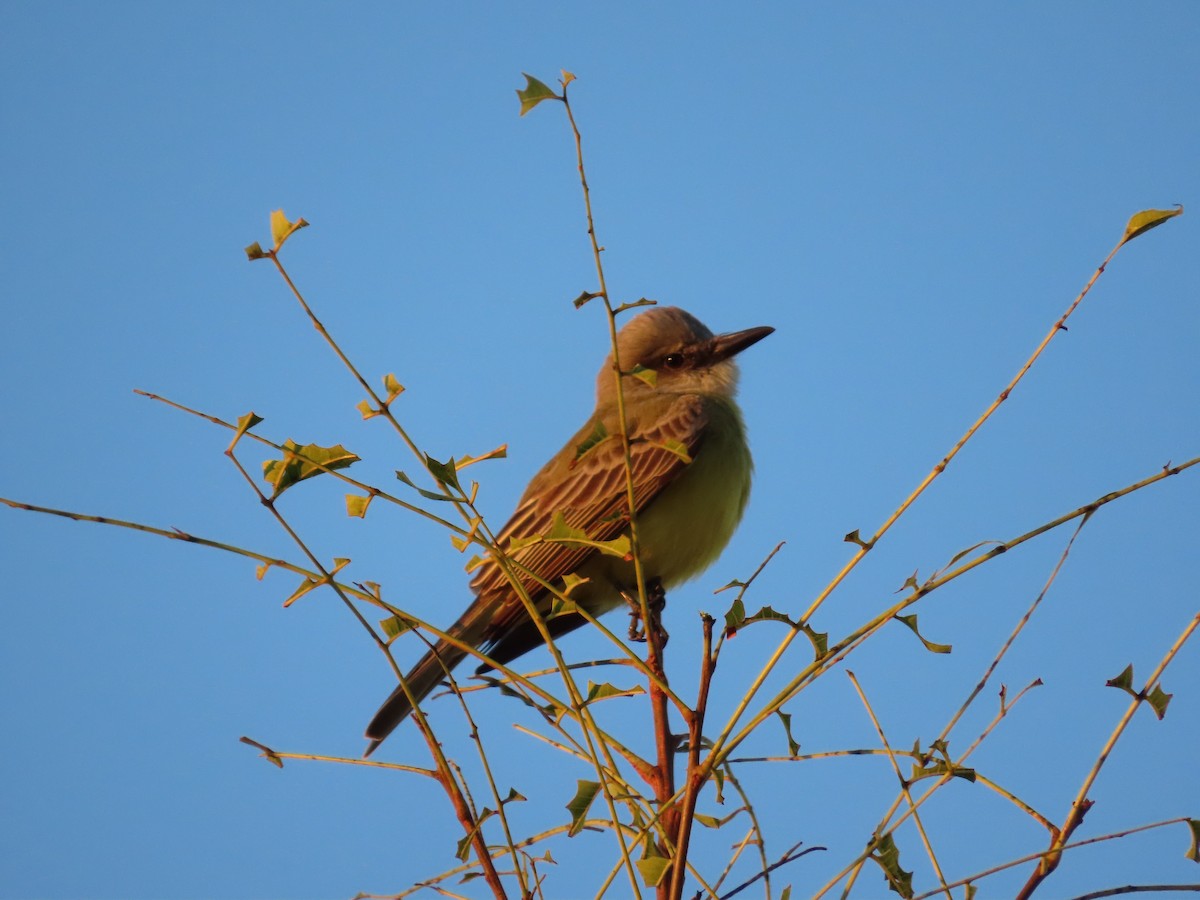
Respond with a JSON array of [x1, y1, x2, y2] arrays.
[[595, 306, 773, 404]]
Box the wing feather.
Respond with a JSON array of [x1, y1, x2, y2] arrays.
[[468, 395, 709, 638]]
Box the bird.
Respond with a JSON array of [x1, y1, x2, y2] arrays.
[[363, 306, 772, 756]]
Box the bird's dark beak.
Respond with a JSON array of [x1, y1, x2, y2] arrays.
[[709, 325, 774, 362]]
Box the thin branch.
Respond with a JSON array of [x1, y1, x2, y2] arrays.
[[710, 232, 1143, 761], [1015, 611, 1200, 899], [717, 455, 1199, 763], [133, 389, 468, 534], [907, 818, 1197, 900], [716, 841, 824, 900], [1068, 885, 1200, 900], [846, 670, 951, 899]]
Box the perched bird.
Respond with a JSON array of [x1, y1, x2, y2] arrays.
[[364, 306, 772, 756]]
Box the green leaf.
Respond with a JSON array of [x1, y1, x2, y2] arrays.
[[725, 599, 798, 637], [542, 510, 632, 558], [871, 833, 914, 898], [234, 415, 262, 439], [424, 453, 460, 491], [382, 372, 404, 403], [723, 597, 746, 635], [629, 364, 657, 387], [636, 855, 671, 888], [516, 73, 560, 116], [379, 614, 415, 640], [894, 613, 952, 654], [506, 533, 540, 553], [627, 805, 648, 833], [965, 884, 977, 900], [585, 680, 645, 703], [1185, 819, 1200, 862], [474, 673, 553, 714], [803, 624, 829, 658], [232, 411, 263, 446], [239, 736, 284, 768], [944, 540, 1002, 571], [574, 420, 610, 463], [1121, 205, 1183, 245], [456, 444, 508, 470], [449, 517, 480, 553], [565, 780, 600, 836], [743, 605, 798, 628], [454, 808, 493, 861], [345, 493, 372, 518], [780, 888, 792, 900], [283, 575, 321, 606], [1147, 683, 1173, 719], [586, 534, 633, 560], [277, 565, 342, 605], [502, 787, 526, 805], [549, 595, 579, 617], [395, 470, 457, 502], [356, 399, 379, 420], [1106, 663, 1137, 697], [711, 765, 725, 803], [561, 572, 590, 597], [692, 809, 742, 829], [541, 512, 581, 543], [776, 710, 801, 756], [845, 528, 869, 548], [911, 759, 976, 784], [573, 290, 601, 308], [262, 440, 360, 498], [244, 241, 267, 260], [656, 438, 692, 464]]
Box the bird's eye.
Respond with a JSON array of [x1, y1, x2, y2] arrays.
[[662, 353, 685, 369]]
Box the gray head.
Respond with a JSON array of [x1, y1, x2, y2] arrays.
[[595, 306, 773, 405]]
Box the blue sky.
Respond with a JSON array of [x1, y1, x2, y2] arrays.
[[2, 4, 1197, 899]]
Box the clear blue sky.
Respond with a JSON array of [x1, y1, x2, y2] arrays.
[[2, 4, 1197, 899]]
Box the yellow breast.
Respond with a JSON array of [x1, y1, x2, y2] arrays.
[[634, 397, 752, 587]]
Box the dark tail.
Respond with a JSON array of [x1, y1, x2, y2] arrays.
[[363, 639, 470, 757]]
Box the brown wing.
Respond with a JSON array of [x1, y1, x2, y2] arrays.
[[467, 394, 709, 640]]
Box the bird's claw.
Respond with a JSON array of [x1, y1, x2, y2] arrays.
[[624, 577, 668, 645]]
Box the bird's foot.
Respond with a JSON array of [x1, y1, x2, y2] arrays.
[[624, 577, 668, 645]]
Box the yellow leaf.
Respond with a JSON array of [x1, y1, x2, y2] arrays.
[[457, 444, 508, 470], [270, 209, 291, 247], [1121, 205, 1183, 245], [346, 493, 372, 518], [269, 209, 309, 250], [383, 372, 405, 402]]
